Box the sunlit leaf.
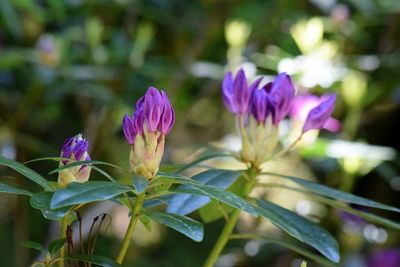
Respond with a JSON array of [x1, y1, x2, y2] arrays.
[[30, 192, 71, 220], [51, 181, 132, 209], [20, 240, 44, 252], [48, 238, 66, 255], [144, 211, 204, 242], [255, 199, 339, 263], [167, 169, 242, 215]]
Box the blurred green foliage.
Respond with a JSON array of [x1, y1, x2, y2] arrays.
[[1, 0, 400, 266]]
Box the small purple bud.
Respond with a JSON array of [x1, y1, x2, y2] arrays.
[[122, 114, 136, 145], [222, 72, 237, 113], [59, 134, 91, 187], [133, 106, 145, 136], [143, 87, 164, 132], [302, 93, 337, 133], [159, 90, 175, 134], [269, 73, 295, 124]]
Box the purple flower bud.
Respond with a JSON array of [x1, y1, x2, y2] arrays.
[[143, 87, 164, 132], [122, 114, 136, 145], [59, 134, 91, 187], [251, 88, 271, 124], [269, 73, 295, 124], [159, 90, 175, 134], [302, 93, 337, 133], [368, 249, 400, 267], [222, 69, 255, 115]]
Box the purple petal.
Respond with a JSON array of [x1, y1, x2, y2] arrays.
[[143, 87, 163, 132], [73, 140, 89, 161], [233, 69, 250, 114], [133, 107, 145, 135], [368, 249, 400, 267], [251, 89, 271, 123], [302, 93, 337, 133], [122, 114, 136, 144], [222, 72, 237, 113], [159, 90, 175, 134], [269, 73, 295, 124]]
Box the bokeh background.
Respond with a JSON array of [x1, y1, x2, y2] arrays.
[[1, 0, 400, 266]]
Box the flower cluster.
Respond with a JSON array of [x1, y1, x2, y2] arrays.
[[122, 87, 175, 179], [222, 69, 337, 167], [58, 134, 91, 188]]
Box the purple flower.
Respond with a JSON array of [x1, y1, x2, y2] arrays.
[[302, 93, 337, 133], [58, 134, 91, 187], [290, 94, 340, 133], [122, 87, 175, 144], [222, 69, 258, 115], [269, 73, 295, 124], [368, 249, 400, 267]]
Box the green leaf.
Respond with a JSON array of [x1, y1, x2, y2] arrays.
[[0, 156, 53, 191], [172, 184, 258, 216], [140, 215, 152, 232], [0, 181, 32, 196], [265, 172, 400, 213], [51, 181, 133, 209], [255, 199, 339, 263], [132, 175, 149, 193], [63, 255, 120, 267], [144, 211, 204, 242], [30, 192, 71, 220], [48, 238, 66, 255], [20, 240, 44, 252], [199, 200, 234, 223], [167, 169, 242, 215], [48, 160, 122, 175], [177, 152, 236, 172]]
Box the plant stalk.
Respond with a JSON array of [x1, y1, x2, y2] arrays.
[[58, 216, 68, 267], [203, 168, 258, 267], [115, 192, 146, 264]]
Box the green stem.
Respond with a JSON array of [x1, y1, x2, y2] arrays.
[[115, 192, 146, 264], [203, 169, 258, 267], [58, 216, 68, 267]]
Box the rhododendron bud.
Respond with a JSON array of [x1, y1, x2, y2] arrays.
[[269, 73, 295, 124], [302, 93, 337, 133], [222, 69, 256, 115], [122, 87, 174, 179], [58, 134, 91, 188]]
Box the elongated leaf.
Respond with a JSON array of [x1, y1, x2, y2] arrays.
[[265, 172, 400, 213], [48, 238, 66, 255], [167, 169, 242, 215], [30, 192, 71, 220], [0, 156, 53, 191], [172, 184, 258, 216], [231, 234, 338, 267], [144, 211, 204, 242], [132, 175, 149, 193], [0, 181, 32, 196], [48, 160, 122, 174], [178, 152, 236, 172], [51, 181, 132, 209], [63, 255, 120, 267], [20, 240, 44, 252], [255, 199, 339, 263]]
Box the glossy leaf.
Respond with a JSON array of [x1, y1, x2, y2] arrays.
[[167, 169, 242, 215], [51, 181, 132, 209], [144, 211, 204, 242], [30, 192, 71, 220], [172, 184, 258, 216], [48, 160, 122, 174], [264, 172, 400, 213], [132, 175, 149, 193], [0, 156, 53, 191], [0, 181, 32, 196], [48, 238, 66, 255], [63, 255, 120, 267], [177, 152, 236, 172], [255, 199, 339, 263], [20, 240, 44, 252]]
